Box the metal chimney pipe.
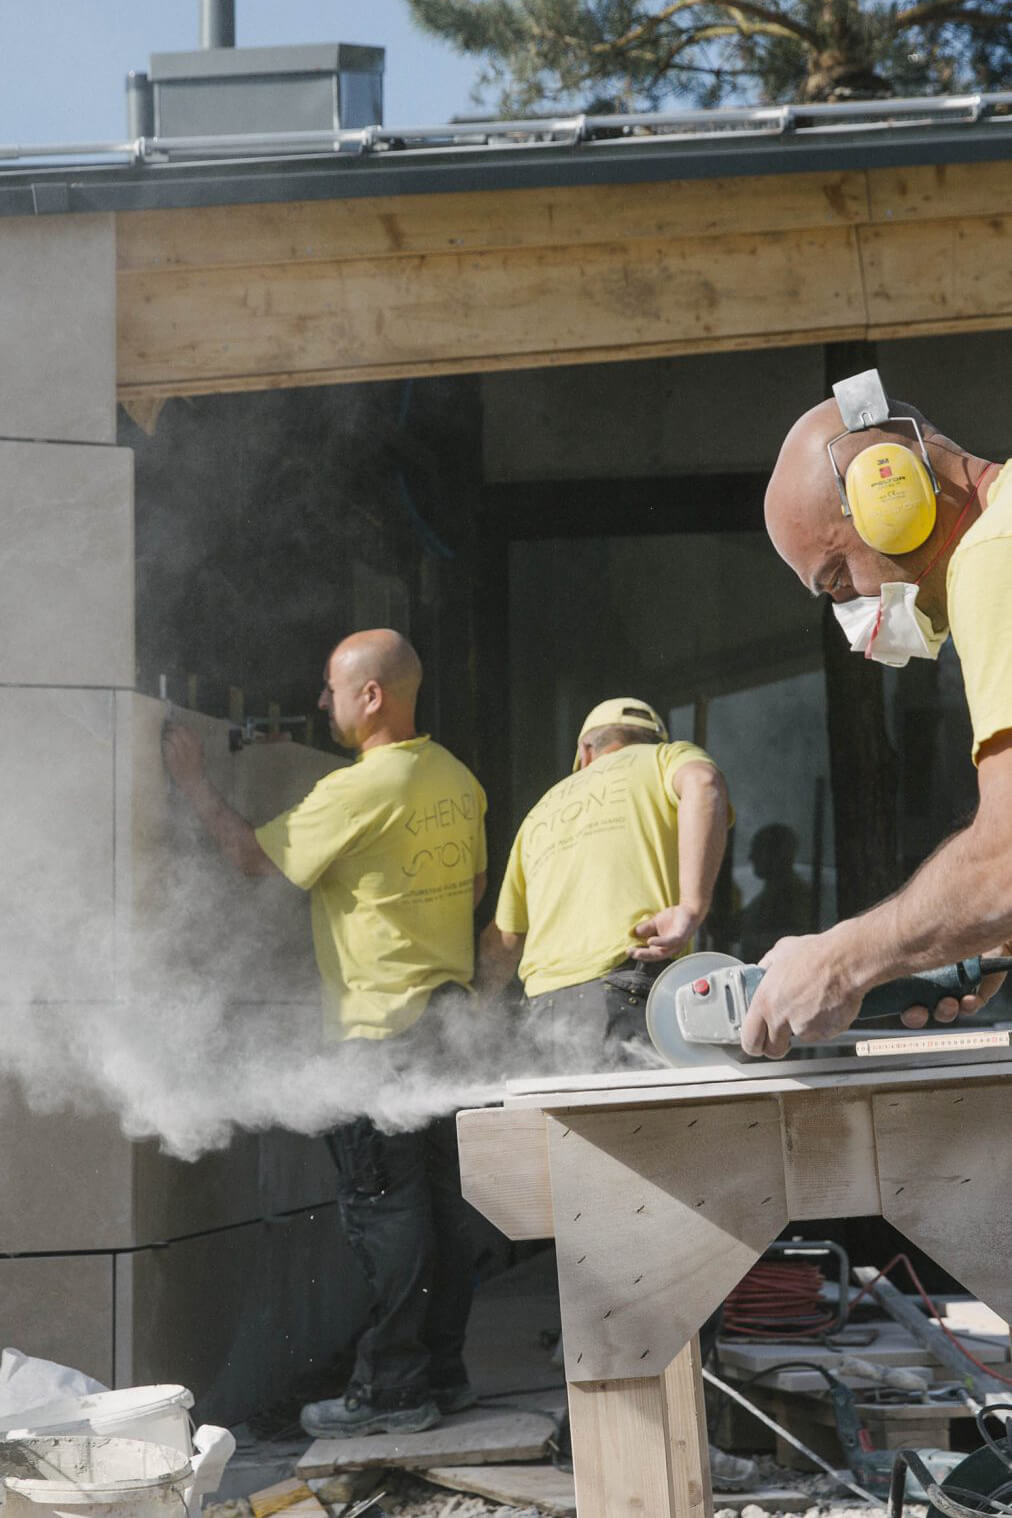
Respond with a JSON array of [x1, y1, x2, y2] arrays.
[[199, 0, 235, 48]]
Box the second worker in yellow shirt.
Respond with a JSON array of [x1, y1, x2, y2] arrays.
[[480, 698, 731, 1064]]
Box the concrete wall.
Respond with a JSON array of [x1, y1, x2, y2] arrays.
[[0, 213, 370, 1424]]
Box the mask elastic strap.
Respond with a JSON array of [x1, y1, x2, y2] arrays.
[[914, 464, 996, 587]]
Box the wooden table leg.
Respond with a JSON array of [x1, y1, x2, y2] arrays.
[[568, 1338, 712, 1518]]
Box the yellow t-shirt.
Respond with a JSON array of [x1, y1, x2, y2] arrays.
[[255, 736, 487, 1041], [947, 459, 1012, 763], [495, 741, 723, 996]]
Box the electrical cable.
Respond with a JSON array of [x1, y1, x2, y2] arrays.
[[853, 1255, 1012, 1390], [723, 1259, 837, 1338]]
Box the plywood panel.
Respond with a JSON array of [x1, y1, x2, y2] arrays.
[[115, 172, 868, 273], [779, 1090, 881, 1219], [457, 1105, 553, 1240], [874, 1082, 1012, 1323], [547, 1101, 787, 1382], [117, 225, 864, 393]]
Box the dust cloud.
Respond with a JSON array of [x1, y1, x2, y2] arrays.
[[0, 774, 657, 1160]]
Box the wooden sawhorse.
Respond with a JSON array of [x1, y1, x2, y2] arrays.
[[457, 1054, 1012, 1518]]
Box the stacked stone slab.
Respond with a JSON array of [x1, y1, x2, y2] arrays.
[[0, 212, 368, 1424]]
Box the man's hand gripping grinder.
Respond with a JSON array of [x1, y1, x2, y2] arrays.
[[646, 951, 1012, 1069]]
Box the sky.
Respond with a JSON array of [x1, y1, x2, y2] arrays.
[[0, 1, 483, 148]]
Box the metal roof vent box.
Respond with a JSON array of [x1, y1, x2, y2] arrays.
[[128, 41, 384, 144]]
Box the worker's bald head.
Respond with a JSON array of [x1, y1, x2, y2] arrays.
[[319, 629, 422, 750], [331, 629, 422, 700], [765, 394, 947, 602]]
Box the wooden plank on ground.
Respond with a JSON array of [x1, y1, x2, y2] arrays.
[[295, 1407, 555, 1478], [114, 171, 868, 273], [248, 1478, 326, 1517], [425, 1462, 577, 1516]]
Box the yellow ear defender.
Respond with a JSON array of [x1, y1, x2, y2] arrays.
[[828, 370, 938, 555]]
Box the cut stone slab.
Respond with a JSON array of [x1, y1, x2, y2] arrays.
[[425, 1461, 577, 1516], [248, 1478, 326, 1517], [296, 1407, 555, 1477]]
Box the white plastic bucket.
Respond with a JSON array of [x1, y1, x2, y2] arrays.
[[0, 1388, 194, 1456], [0, 1435, 191, 1517]]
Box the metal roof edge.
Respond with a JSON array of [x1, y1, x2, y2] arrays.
[[1, 119, 1011, 218]]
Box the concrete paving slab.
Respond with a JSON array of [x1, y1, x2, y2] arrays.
[[297, 1407, 555, 1477]]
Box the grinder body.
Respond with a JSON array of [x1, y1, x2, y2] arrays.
[[676, 956, 988, 1045]]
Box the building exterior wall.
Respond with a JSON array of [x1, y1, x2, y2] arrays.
[[0, 213, 370, 1423]]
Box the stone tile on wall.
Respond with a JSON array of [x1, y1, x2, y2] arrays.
[[0, 1253, 114, 1387], [0, 687, 115, 1001], [0, 1078, 134, 1255], [0, 440, 133, 687], [117, 1221, 268, 1420], [133, 1133, 264, 1244], [118, 1208, 369, 1425], [0, 214, 116, 445]]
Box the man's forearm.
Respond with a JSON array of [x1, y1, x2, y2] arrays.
[[476, 922, 524, 995], [676, 768, 730, 918], [828, 813, 1012, 993], [185, 776, 277, 878]]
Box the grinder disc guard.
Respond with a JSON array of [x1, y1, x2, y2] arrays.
[[646, 952, 753, 1068]]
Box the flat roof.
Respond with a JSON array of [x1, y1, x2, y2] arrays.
[[3, 98, 1012, 218]]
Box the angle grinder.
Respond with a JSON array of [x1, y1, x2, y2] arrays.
[[646, 951, 1012, 1068]]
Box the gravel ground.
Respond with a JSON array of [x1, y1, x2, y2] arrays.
[[206, 1458, 929, 1517]]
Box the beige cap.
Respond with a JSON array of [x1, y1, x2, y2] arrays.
[[572, 698, 669, 771]]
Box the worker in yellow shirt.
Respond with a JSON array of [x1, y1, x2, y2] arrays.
[[480, 698, 731, 1063], [162, 629, 487, 1439], [746, 368, 1010, 1055]]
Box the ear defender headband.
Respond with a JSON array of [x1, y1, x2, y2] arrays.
[[828, 369, 939, 555]]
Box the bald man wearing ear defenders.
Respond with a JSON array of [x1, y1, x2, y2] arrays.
[[745, 369, 1012, 1058]]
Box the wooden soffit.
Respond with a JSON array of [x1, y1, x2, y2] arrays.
[[115, 158, 1012, 401]]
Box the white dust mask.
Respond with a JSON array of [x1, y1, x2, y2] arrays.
[[832, 582, 948, 668]]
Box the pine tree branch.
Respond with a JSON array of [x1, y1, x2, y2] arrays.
[[896, 0, 1010, 29], [596, 0, 820, 54]]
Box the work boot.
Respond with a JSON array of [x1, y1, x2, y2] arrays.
[[300, 1390, 441, 1439], [708, 1445, 759, 1490]]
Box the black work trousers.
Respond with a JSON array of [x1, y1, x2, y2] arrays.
[[524, 957, 664, 1069], [326, 1110, 476, 1409]]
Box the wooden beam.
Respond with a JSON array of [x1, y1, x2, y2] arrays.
[[112, 156, 1012, 400], [117, 225, 864, 393], [567, 1343, 711, 1518], [115, 170, 868, 273], [866, 159, 1012, 225]]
